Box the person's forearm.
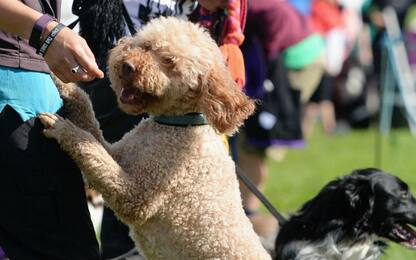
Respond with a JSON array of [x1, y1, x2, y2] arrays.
[[0, 0, 43, 39]]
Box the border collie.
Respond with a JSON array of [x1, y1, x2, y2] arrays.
[[274, 168, 416, 260]]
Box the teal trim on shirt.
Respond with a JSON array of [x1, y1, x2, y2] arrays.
[[0, 66, 63, 121], [283, 34, 325, 69]]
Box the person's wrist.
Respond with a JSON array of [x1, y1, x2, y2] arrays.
[[28, 14, 57, 50], [41, 20, 59, 42], [37, 23, 66, 57]]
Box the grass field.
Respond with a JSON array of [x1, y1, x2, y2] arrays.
[[263, 127, 416, 259]]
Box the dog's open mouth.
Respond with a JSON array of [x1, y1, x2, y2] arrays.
[[389, 223, 416, 249], [120, 87, 145, 104]]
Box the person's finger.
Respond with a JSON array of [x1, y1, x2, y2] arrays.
[[38, 114, 55, 128], [72, 44, 104, 79], [43, 112, 59, 121], [66, 57, 94, 82], [58, 47, 94, 82], [52, 65, 73, 83]]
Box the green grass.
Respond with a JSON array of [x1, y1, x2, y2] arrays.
[[264, 127, 416, 259]]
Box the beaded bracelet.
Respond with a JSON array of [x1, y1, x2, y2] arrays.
[[37, 23, 66, 57]]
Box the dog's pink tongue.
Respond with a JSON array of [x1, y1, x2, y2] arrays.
[[120, 88, 139, 104]]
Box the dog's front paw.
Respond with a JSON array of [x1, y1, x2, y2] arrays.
[[38, 112, 76, 141]]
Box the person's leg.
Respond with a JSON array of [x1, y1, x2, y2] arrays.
[[317, 75, 337, 135], [0, 105, 100, 260], [302, 73, 331, 138], [236, 139, 278, 238], [320, 100, 337, 134], [238, 151, 268, 213], [302, 102, 319, 138]]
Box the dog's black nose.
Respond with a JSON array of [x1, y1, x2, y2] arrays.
[[122, 61, 135, 75]]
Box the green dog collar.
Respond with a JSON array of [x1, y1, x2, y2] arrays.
[[153, 113, 208, 126]]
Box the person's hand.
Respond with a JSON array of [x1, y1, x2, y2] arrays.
[[43, 21, 104, 83], [197, 0, 229, 12]]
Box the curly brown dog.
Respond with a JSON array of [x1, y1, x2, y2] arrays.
[[39, 17, 270, 259]]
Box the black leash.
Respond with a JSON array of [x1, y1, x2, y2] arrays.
[[236, 166, 287, 225]]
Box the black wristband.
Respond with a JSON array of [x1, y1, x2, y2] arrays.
[[29, 14, 57, 50], [37, 23, 66, 57]]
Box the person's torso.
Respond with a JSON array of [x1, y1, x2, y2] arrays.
[[247, 0, 312, 57], [0, 0, 61, 73], [0, 0, 63, 122], [0, 66, 63, 121]]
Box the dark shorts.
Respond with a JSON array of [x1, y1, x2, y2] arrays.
[[309, 74, 334, 102], [0, 105, 99, 260]]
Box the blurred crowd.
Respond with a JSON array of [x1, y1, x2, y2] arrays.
[[235, 0, 416, 239]]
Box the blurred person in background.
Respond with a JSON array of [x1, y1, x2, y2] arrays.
[[237, 0, 325, 239], [332, 0, 374, 130], [301, 0, 347, 137]]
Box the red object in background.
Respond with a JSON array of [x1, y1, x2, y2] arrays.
[[311, 0, 344, 35]]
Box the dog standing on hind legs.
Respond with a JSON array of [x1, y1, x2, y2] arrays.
[[39, 17, 270, 259], [274, 168, 416, 260]]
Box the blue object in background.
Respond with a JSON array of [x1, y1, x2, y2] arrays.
[[288, 0, 312, 15]]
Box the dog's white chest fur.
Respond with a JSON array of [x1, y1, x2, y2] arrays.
[[290, 234, 383, 260]]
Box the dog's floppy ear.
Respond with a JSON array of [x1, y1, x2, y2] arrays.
[[345, 168, 380, 209], [342, 175, 375, 221], [199, 64, 255, 135]]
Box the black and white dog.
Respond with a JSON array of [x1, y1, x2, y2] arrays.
[[274, 168, 416, 260]]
